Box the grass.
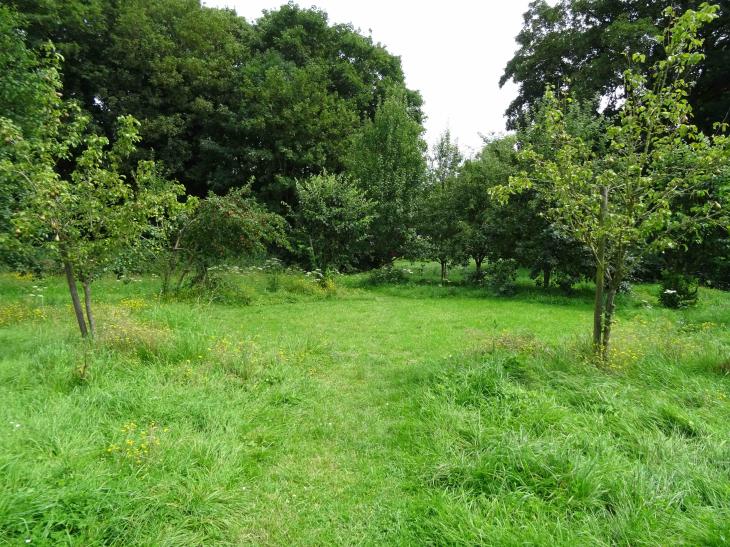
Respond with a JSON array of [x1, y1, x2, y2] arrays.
[[1, 265, 729, 545]]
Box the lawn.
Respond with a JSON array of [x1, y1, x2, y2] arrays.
[[1, 265, 729, 545]]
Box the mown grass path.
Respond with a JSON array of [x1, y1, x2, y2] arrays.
[[167, 296, 590, 544]]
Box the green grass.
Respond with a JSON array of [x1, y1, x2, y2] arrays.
[[1, 267, 729, 545]]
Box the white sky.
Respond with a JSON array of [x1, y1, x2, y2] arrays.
[[203, 0, 532, 155]]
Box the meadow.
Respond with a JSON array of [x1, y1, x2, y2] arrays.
[[1, 265, 729, 545]]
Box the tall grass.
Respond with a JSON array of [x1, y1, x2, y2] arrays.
[[0, 268, 728, 544]]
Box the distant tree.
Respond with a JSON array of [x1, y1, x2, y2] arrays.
[[292, 173, 373, 272], [497, 5, 730, 357], [414, 131, 464, 282], [451, 136, 521, 280], [501, 0, 730, 133], [13, 1, 423, 205], [346, 90, 427, 266], [429, 129, 463, 188]]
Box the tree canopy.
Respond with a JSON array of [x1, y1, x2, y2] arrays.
[[11, 0, 422, 205], [502, 0, 730, 132]]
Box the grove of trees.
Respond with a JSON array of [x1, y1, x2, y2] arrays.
[[1, 1, 729, 352]]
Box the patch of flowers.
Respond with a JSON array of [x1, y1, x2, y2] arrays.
[[106, 421, 167, 464]]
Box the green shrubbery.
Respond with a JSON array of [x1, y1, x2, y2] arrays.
[[484, 258, 518, 295], [659, 271, 699, 309]]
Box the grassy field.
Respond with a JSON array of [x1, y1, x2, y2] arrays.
[[1, 264, 729, 545]]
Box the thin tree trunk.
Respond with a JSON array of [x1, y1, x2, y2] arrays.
[[602, 249, 625, 359], [176, 267, 190, 291], [82, 280, 96, 337], [440, 260, 447, 283], [475, 257, 483, 280], [543, 266, 551, 289], [61, 248, 88, 337], [601, 285, 617, 359], [593, 186, 609, 352]]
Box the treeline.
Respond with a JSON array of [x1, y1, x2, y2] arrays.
[[9, 0, 422, 202]]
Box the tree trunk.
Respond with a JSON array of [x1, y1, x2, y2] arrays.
[[475, 257, 483, 280], [82, 280, 96, 337], [543, 266, 551, 289], [593, 186, 609, 352], [601, 285, 617, 359], [176, 267, 190, 291], [440, 260, 447, 284], [61, 249, 88, 338], [602, 249, 625, 359]]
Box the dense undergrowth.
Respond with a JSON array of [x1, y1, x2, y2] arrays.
[[0, 265, 728, 545]]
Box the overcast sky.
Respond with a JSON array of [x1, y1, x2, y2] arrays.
[[203, 0, 533, 155]]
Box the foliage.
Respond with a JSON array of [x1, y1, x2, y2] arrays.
[[497, 4, 730, 356], [292, 173, 373, 272], [12, 1, 421, 204], [501, 0, 730, 134], [0, 19, 185, 337], [659, 271, 699, 308], [367, 265, 410, 285], [166, 187, 288, 289], [413, 130, 464, 282], [346, 89, 427, 266], [484, 258, 518, 296]]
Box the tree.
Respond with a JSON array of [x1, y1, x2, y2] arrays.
[[1, 6, 186, 337], [4, 108, 185, 337], [0, 5, 61, 269], [346, 90, 427, 266], [497, 4, 730, 357], [428, 129, 463, 189], [292, 173, 373, 272], [501, 0, 730, 133], [451, 136, 520, 281], [13, 1, 423, 204], [414, 131, 464, 282], [165, 187, 288, 289]]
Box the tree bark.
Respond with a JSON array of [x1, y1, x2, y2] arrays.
[[602, 249, 625, 359], [440, 260, 447, 284], [82, 280, 96, 337], [61, 247, 88, 337], [593, 186, 609, 352], [601, 285, 617, 359]]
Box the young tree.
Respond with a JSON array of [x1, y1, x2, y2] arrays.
[[497, 4, 730, 357], [292, 173, 373, 273], [4, 109, 185, 337], [429, 129, 463, 189], [0, 10, 185, 337], [346, 89, 427, 266], [451, 136, 520, 280], [415, 130, 464, 282], [164, 187, 288, 289]]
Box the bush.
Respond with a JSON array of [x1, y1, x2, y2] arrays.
[[367, 265, 409, 285], [484, 259, 517, 296], [659, 271, 698, 309]]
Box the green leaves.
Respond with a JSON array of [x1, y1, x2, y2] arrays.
[[293, 173, 373, 272]]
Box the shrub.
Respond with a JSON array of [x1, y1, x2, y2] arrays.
[[484, 259, 518, 295], [659, 271, 698, 309], [367, 265, 409, 285]]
